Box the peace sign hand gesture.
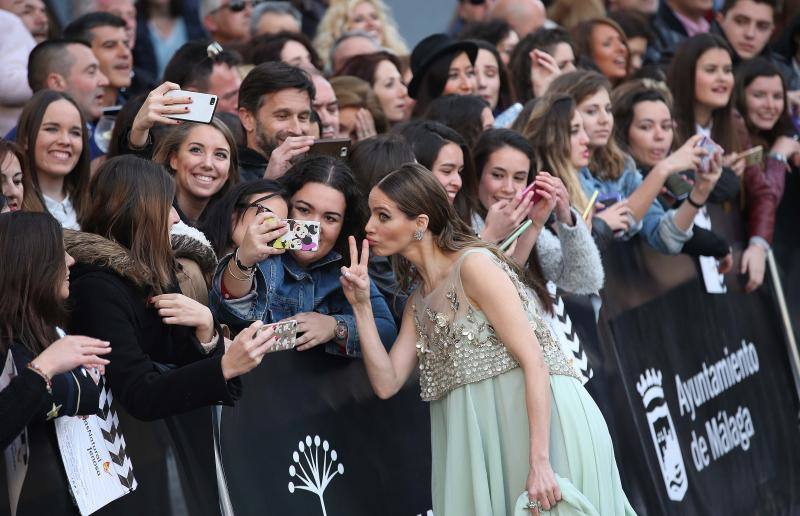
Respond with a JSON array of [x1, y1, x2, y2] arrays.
[[340, 236, 371, 307]]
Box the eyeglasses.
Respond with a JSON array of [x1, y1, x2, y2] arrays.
[[238, 193, 281, 215]]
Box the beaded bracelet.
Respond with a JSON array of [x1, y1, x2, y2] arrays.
[[27, 362, 52, 394]]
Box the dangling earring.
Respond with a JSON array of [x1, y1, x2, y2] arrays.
[[413, 229, 424, 241]]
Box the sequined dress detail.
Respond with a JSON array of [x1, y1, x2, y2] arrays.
[[412, 248, 581, 402]]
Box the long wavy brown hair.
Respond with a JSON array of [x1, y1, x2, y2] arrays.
[[522, 94, 590, 213], [0, 212, 66, 355], [81, 155, 177, 294], [376, 162, 551, 311], [548, 70, 628, 180]]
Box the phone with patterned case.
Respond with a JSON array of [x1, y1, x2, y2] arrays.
[[258, 320, 298, 353], [271, 219, 320, 251]]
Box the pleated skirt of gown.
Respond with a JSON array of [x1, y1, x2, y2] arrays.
[[429, 368, 637, 516]]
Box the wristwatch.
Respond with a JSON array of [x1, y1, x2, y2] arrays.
[[334, 318, 348, 341]]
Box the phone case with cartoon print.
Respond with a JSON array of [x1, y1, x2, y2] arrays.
[[259, 320, 299, 353], [271, 219, 320, 251]]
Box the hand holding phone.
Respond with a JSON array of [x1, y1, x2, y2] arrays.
[[308, 138, 351, 159], [258, 320, 299, 353], [696, 136, 719, 173], [130, 82, 193, 147], [264, 135, 316, 179], [271, 219, 321, 251], [164, 89, 218, 123], [237, 212, 289, 266], [739, 145, 763, 167]]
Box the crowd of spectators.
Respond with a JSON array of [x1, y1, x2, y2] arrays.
[[2, 0, 799, 514]]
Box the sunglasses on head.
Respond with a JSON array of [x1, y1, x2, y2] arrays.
[[212, 0, 259, 14], [467, 0, 486, 4]]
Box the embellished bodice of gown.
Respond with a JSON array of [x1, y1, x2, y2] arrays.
[[411, 248, 581, 402]]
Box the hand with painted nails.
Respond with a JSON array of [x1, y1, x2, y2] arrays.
[[130, 82, 192, 148]]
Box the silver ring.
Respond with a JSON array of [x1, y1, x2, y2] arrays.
[[526, 499, 543, 511]]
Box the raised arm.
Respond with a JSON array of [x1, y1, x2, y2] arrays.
[[340, 237, 419, 399], [460, 252, 561, 511]]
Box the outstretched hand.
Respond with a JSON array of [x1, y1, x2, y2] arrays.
[[340, 236, 371, 307]]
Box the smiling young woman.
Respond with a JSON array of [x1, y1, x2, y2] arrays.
[[669, 34, 792, 292], [153, 117, 240, 227], [210, 155, 397, 357], [16, 90, 91, 230]]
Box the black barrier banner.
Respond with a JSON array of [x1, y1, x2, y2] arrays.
[[606, 281, 800, 515], [218, 347, 432, 516]]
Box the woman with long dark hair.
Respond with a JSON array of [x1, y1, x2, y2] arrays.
[[395, 120, 479, 227], [733, 57, 800, 291], [469, 39, 516, 114], [669, 34, 791, 291], [424, 94, 494, 150], [16, 90, 91, 229], [339, 163, 635, 515], [0, 212, 110, 515], [211, 155, 397, 355], [335, 50, 410, 125], [407, 34, 478, 117], [65, 154, 275, 513], [200, 178, 288, 258]]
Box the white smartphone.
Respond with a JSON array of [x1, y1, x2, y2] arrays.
[[164, 90, 218, 124]]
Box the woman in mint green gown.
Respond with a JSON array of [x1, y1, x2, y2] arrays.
[[340, 163, 635, 516]]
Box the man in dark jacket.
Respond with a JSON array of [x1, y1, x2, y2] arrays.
[[713, 0, 800, 89], [650, 0, 717, 64], [237, 61, 316, 182]]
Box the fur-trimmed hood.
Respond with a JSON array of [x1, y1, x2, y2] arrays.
[[64, 223, 218, 291]]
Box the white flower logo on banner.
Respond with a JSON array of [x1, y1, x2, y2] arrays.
[[287, 435, 344, 516]]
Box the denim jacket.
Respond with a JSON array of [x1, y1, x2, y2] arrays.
[[578, 158, 692, 255], [209, 251, 397, 357]]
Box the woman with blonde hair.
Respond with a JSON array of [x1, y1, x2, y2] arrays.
[[313, 0, 408, 71]]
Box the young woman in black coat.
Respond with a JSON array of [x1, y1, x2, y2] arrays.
[[0, 211, 111, 515], [65, 155, 276, 513]]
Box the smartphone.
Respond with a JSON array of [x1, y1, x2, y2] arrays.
[[308, 138, 351, 159], [258, 320, 299, 353], [596, 192, 622, 211], [101, 105, 122, 117], [271, 219, 321, 251], [696, 136, 718, 172], [164, 90, 218, 123], [665, 174, 692, 200], [740, 145, 763, 167], [519, 181, 542, 204]]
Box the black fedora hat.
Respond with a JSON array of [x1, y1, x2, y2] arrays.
[[407, 33, 478, 99]]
